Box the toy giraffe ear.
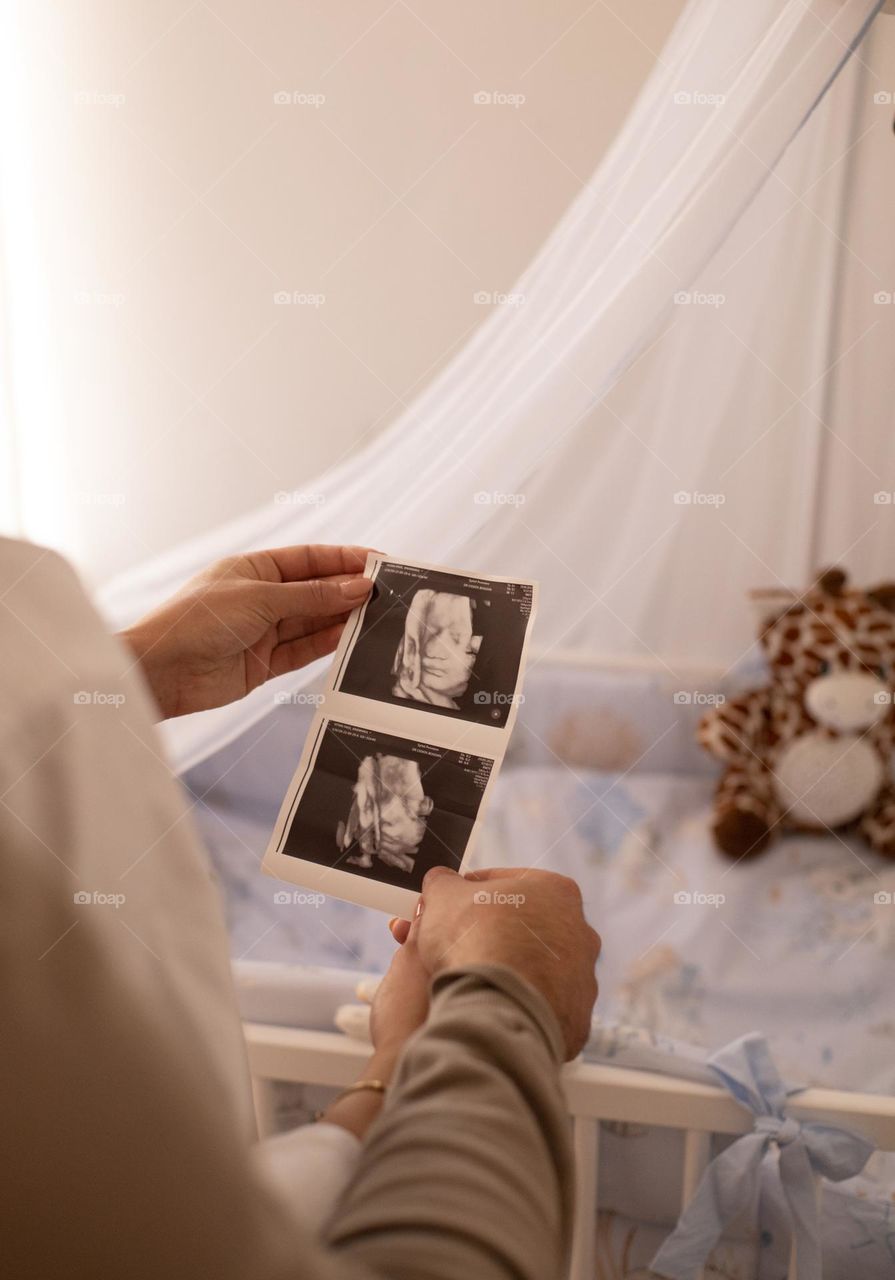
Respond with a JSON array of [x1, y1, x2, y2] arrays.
[[816, 566, 847, 596], [748, 587, 797, 631], [867, 582, 895, 613]]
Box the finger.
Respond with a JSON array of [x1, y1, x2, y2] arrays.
[[260, 545, 376, 583], [462, 866, 529, 882], [277, 611, 350, 645], [269, 622, 346, 677], [389, 917, 412, 944], [264, 574, 373, 621]]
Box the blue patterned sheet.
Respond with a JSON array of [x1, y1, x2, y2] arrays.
[[194, 736, 895, 1098], [471, 763, 895, 1098]]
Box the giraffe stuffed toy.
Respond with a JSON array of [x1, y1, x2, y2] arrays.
[[699, 568, 895, 860]]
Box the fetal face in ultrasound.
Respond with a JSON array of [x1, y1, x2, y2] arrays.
[[334, 561, 534, 728]]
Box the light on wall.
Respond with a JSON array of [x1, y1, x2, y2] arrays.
[[0, 0, 69, 549]]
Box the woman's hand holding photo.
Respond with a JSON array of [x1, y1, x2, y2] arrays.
[[120, 544, 373, 719]]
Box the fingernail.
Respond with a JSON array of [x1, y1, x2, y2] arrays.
[[341, 577, 372, 600]]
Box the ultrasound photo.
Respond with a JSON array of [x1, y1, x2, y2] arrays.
[[264, 555, 538, 914], [279, 720, 495, 894], [333, 561, 535, 728]]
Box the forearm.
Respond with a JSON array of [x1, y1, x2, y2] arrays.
[[326, 966, 573, 1280]]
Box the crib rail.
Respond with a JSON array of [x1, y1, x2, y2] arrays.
[[245, 1023, 895, 1280]]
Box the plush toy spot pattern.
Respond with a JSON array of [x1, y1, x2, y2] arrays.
[[699, 568, 895, 860]]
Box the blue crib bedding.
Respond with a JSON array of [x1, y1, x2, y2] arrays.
[[190, 743, 895, 1098]]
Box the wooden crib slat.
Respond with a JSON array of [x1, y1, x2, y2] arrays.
[[681, 1128, 711, 1206], [787, 1174, 824, 1280], [569, 1117, 599, 1280], [251, 1075, 277, 1139], [680, 1130, 712, 1280]]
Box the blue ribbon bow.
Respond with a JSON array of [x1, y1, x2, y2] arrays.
[[650, 1034, 875, 1280]]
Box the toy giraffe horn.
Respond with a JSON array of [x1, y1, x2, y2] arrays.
[[816, 566, 847, 596]]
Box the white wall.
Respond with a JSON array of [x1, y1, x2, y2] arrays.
[[2, 0, 685, 583]]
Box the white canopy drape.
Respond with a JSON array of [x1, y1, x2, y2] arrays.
[[101, 0, 891, 773]]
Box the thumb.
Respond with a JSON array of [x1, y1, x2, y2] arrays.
[[420, 866, 467, 909], [462, 866, 523, 882], [422, 866, 459, 893]]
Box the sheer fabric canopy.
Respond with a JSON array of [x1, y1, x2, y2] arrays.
[[102, 0, 890, 773]]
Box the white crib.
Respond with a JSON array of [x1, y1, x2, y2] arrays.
[[245, 1022, 895, 1280]]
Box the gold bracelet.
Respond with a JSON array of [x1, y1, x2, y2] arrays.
[[317, 1079, 388, 1120]]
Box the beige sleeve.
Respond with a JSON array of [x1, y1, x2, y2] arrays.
[[327, 966, 574, 1280]]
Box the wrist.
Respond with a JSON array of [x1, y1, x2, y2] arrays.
[[320, 1046, 402, 1141], [435, 941, 528, 980], [118, 625, 171, 719]]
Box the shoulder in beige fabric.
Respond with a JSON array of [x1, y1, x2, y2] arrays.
[[0, 536, 572, 1280]]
